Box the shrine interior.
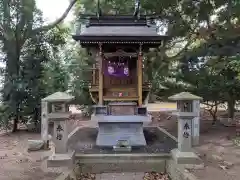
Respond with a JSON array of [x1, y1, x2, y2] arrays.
[[103, 55, 137, 87]]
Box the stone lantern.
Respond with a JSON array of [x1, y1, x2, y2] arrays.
[[168, 92, 202, 164], [45, 92, 73, 153], [41, 92, 75, 167]]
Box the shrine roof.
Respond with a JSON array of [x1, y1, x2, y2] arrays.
[[72, 15, 167, 44], [42, 92, 74, 102], [168, 92, 202, 101], [79, 26, 160, 37]]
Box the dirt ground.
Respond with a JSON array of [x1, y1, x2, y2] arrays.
[[1, 106, 240, 180], [150, 109, 240, 180], [0, 131, 65, 180]]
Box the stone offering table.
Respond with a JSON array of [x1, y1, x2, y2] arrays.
[[91, 102, 151, 149], [168, 92, 202, 165]]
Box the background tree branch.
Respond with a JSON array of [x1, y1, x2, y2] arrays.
[[32, 0, 78, 34]]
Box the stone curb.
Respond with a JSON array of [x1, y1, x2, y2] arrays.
[[68, 126, 81, 140], [75, 153, 170, 157], [75, 153, 170, 164], [157, 127, 178, 142]]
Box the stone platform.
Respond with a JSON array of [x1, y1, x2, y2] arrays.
[[92, 115, 151, 147], [97, 122, 147, 147], [67, 127, 177, 154]]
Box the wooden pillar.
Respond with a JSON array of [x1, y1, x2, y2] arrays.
[[93, 63, 96, 85], [138, 44, 143, 106], [98, 43, 103, 105]]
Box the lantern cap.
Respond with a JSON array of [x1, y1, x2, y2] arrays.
[[168, 92, 202, 101], [42, 92, 74, 102]]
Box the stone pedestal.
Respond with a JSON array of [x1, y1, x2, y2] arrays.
[[92, 103, 151, 150], [92, 115, 151, 147], [97, 122, 146, 147], [171, 149, 201, 165]]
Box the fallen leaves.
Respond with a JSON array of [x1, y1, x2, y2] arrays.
[[143, 172, 170, 180], [218, 160, 234, 170], [233, 137, 240, 146], [76, 173, 96, 180]]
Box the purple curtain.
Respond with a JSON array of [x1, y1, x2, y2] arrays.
[[105, 63, 129, 77]]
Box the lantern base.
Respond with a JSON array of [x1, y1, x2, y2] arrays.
[[171, 149, 201, 165], [47, 151, 75, 168]]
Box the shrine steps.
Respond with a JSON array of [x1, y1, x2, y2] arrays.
[[74, 153, 170, 173]]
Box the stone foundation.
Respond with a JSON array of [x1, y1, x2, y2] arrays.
[[54, 154, 200, 180], [51, 126, 200, 180], [171, 149, 202, 165], [75, 153, 168, 173], [47, 151, 75, 168]]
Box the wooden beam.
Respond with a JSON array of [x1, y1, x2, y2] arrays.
[[98, 43, 103, 105], [104, 52, 138, 58], [138, 44, 143, 106], [103, 97, 138, 101]]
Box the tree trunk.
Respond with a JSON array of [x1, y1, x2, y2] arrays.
[[3, 46, 20, 132], [12, 117, 18, 132], [227, 99, 235, 119], [210, 102, 218, 125]]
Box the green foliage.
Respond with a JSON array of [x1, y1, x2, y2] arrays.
[[0, 0, 72, 130], [64, 43, 94, 105], [73, 0, 240, 112], [0, 104, 11, 130], [18, 27, 69, 124]]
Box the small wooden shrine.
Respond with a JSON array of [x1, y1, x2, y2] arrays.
[[73, 1, 167, 150]]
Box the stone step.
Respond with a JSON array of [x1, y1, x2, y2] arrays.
[[96, 172, 144, 180], [76, 153, 170, 162], [76, 160, 166, 173], [75, 153, 169, 173]]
